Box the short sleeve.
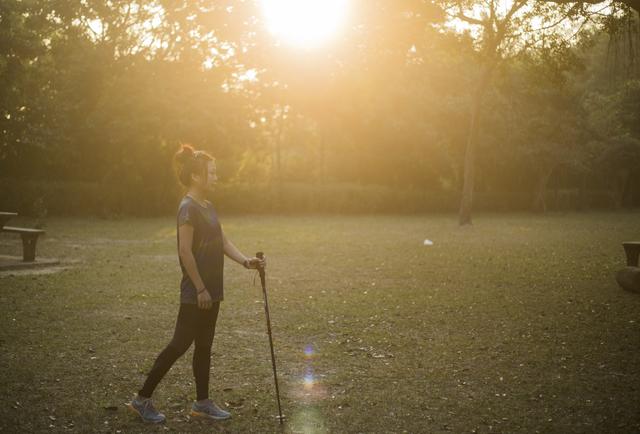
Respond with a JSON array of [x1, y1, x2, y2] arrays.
[[177, 203, 195, 227]]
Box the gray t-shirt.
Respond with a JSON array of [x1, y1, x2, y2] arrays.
[[176, 196, 224, 303]]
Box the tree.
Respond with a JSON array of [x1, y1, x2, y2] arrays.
[[436, 0, 595, 224]]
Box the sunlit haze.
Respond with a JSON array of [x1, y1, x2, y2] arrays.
[[260, 0, 349, 47]]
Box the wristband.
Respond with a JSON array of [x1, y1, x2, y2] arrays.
[[197, 287, 206, 294]]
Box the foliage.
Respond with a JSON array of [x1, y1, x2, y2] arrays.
[[1, 1, 639, 216]]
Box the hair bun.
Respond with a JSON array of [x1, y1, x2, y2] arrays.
[[172, 143, 215, 188], [176, 143, 195, 164]]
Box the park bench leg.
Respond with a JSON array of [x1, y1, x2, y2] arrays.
[[623, 246, 640, 267], [20, 234, 38, 262]]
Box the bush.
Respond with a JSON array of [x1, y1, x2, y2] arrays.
[[0, 178, 633, 217]]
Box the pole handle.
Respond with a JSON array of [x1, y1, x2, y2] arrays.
[[256, 251, 266, 282]]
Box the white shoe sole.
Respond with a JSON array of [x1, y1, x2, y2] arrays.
[[190, 409, 232, 420]]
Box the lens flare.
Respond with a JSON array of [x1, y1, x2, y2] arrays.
[[289, 344, 329, 403], [304, 344, 314, 358], [304, 373, 315, 389]]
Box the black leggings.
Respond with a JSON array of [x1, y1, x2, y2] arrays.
[[139, 302, 221, 401]]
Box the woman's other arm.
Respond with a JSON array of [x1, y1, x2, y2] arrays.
[[222, 229, 265, 269], [178, 223, 212, 308], [222, 229, 249, 266]]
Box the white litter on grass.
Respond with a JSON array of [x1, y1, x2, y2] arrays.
[[423, 239, 434, 246]]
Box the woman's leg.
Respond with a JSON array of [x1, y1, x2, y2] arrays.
[[138, 304, 199, 398], [193, 301, 221, 401]]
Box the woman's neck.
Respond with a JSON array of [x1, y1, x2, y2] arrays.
[[187, 188, 206, 205]]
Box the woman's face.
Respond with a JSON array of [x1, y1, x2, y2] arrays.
[[204, 161, 218, 192], [192, 160, 218, 192]]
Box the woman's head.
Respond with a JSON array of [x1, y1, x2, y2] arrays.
[[173, 143, 217, 191]]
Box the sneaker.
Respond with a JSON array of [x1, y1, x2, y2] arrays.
[[190, 399, 232, 420], [126, 395, 166, 423]]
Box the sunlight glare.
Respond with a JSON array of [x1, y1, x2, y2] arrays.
[[260, 0, 349, 47]]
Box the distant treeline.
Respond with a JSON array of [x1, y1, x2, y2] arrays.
[[2, 178, 637, 219]]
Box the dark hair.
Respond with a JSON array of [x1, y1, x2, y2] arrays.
[[173, 143, 215, 187]]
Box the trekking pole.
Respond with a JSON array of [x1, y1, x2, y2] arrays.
[[256, 251, 285, 424]]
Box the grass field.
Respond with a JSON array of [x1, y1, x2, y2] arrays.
[[1, 212, 639, 433]]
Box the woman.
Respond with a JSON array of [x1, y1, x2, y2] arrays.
[[127, 143, 266, 423]]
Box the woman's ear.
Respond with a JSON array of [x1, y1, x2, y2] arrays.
[[191, 171, 203, 185]]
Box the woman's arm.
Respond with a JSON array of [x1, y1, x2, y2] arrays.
[[222, 229, 250, 266], [178, 223, 207, 292]]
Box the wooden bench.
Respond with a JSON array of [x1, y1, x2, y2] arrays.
[[622, 242, 640, 267], [0, 212, 17, 228], [2, 226, 45, 262]]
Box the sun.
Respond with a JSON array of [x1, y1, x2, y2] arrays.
[[260, 0, 349, 47]]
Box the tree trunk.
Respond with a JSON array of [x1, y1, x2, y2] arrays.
[[578, 172, 589, 211], [621, 168, 634, 208], [614, 169, 630, 209], [319, 129, 326, 184], [458, 60, 496, 226], [531, 166, 554, 213]]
